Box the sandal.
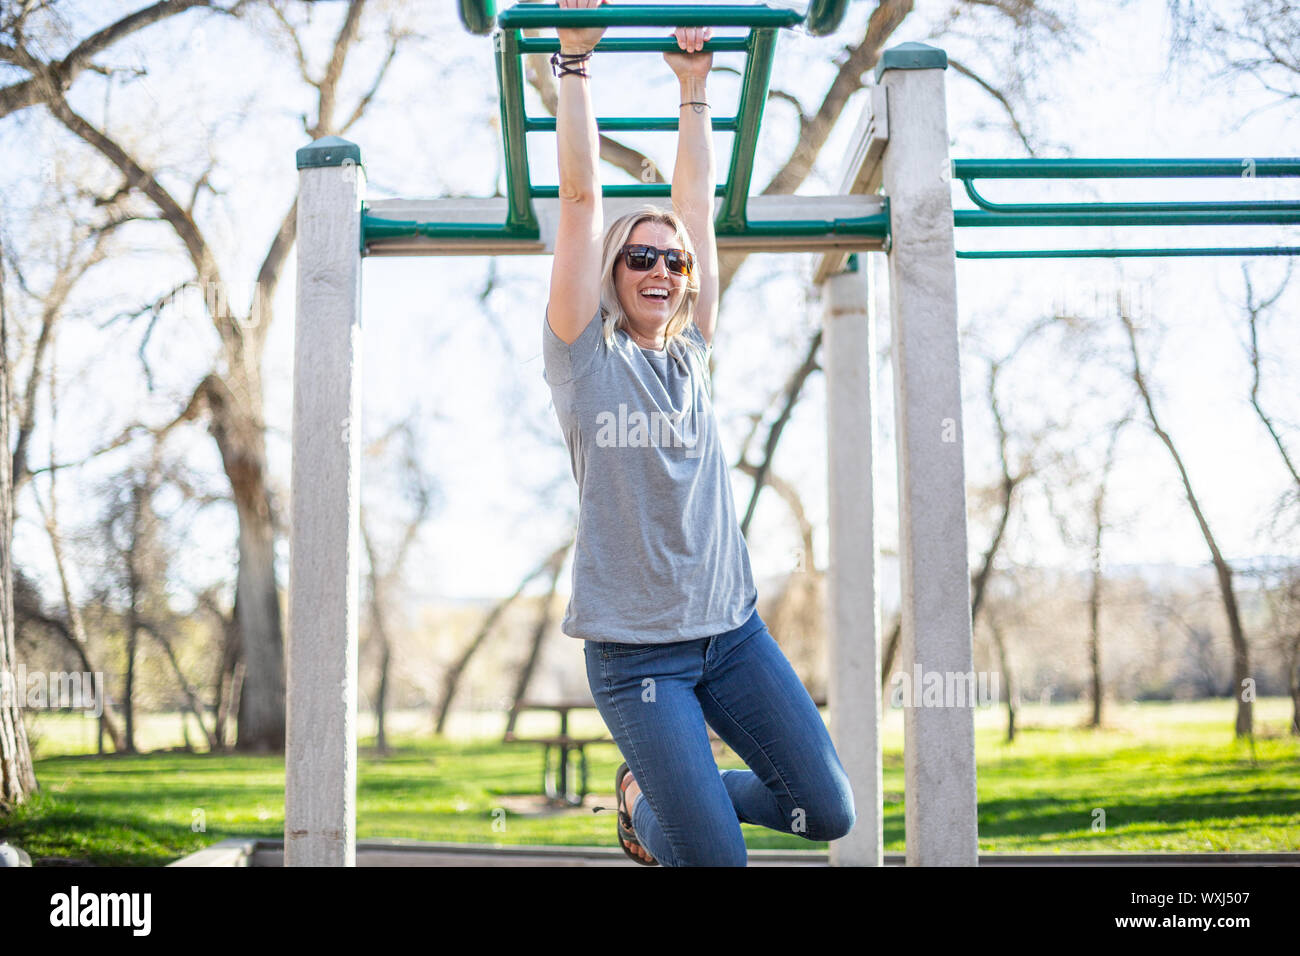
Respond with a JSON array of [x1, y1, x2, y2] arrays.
[[613, 761, 658, 866]]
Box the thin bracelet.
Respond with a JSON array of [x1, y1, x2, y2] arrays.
[[680, 101, 709, 108], [551, 50, 592, 79]]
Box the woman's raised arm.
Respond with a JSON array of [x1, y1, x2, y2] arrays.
[[546, 0, 607, 345], [665, 26, 719, 346]]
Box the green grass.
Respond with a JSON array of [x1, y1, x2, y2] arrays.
[[1, 698, 1296, 865]]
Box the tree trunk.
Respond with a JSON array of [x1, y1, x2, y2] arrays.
[[0, 241, 37, 810], [205, 377, 285, 752], [504, 556, 565, 737], [375, 640, 391, 753], [435, 541, 571, 736], [988, 615, 1016, 743], [1088, 491, 1105, 729]]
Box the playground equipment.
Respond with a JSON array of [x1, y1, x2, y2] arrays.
[[288, 3, 1300, 868]]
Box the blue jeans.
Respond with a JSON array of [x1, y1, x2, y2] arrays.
[[584, 609, 856, 867]]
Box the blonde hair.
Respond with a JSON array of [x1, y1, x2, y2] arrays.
[[598, 204, 709, 380]]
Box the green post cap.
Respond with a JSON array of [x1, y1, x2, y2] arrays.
[[296, 135, 362, 170], [844, 252, 860, 273], [874, 42, 948, 82]]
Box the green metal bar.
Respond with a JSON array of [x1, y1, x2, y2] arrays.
[[950, 156, 1300, 256], [959, 177, 1300, 219], [716, 28, 777, 233], [498, 3, 803, 29], [954, 208, 1300, 227], [517, 36, 751, 53], [739, 211, 889, 238], [363, 215, 542, 244], [361, 209, 889, 247], [459, 0, 495, 35], [494, 28, 539, 235], [531, 184, 727, 198], [525, 115, 739, 133], [952, 158, 1300, 179], [956, 246, 1300, 259]]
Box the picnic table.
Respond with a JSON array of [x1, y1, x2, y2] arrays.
[[504, 700, 615, 806], [505, 695, 830, 806]]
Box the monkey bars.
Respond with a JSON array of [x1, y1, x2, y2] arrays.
[[361, 2, 882, 255]]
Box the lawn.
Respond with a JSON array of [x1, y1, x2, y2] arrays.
[[2, 698, 1296, 865]]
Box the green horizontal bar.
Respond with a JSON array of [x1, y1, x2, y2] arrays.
[[960, 178, 1300, 219], [363, 215, 539, 244], [498, 3, 803, 29], [718, 212, 890, 238], [957, 246, 1300, 259], [525, 115, 739, 133], [360, 211, 888, 248], [531, 184, 727, 198], [953, 158, 1300, 179], [517, 36, 751, 53], [954, 208, 1300, 227]]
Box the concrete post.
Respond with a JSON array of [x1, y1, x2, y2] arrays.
[[824, 255, 884, 867], [287, 135, 364, 867], [878, 43, 980, 866]]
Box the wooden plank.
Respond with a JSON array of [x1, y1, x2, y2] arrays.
[[814, 85, 889, 285], [287, 151, 364, 868]]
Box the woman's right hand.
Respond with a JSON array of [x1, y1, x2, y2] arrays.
[[556, 0, 608, 54]]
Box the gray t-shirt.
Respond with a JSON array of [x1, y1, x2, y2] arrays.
[[542, 305, 758, 643]]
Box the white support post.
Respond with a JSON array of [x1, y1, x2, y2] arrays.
[[877, 43, 980, 866], [823, 255, 884, 867], [287, 135, 364, 867]]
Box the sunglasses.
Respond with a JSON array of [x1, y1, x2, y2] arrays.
[[619, 243, 695, 276]]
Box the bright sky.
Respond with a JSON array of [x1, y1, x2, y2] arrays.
[[3, 0, 1298, 615]]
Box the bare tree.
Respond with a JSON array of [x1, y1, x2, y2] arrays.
[[434, 539, 571, 737], [1083, 412, 1133, 727], [503, 544, 569, 737], [361, 419, 436, 754], [1121, 304, 1253, 736], [0, 1, 250, 119], [5, 0, 414, 751], [1167, 0, 1300, 108], [1241, 263, 1300, 504], [0, 231, 37, 808]]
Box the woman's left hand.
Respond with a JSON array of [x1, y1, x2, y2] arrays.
[[664, 26, 712, 79]]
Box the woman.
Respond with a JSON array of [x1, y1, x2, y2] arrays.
[[541, 0, 855, 867]]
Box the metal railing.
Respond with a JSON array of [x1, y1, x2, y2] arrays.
[[951, 158, 1300, 258]]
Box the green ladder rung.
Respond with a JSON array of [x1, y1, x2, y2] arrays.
[[516, 36, 753, 54], [531, 185, 727, 199], [524, 115, 740, 133], [496, 3, 803, 30], [463, 1, 849, 35]]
